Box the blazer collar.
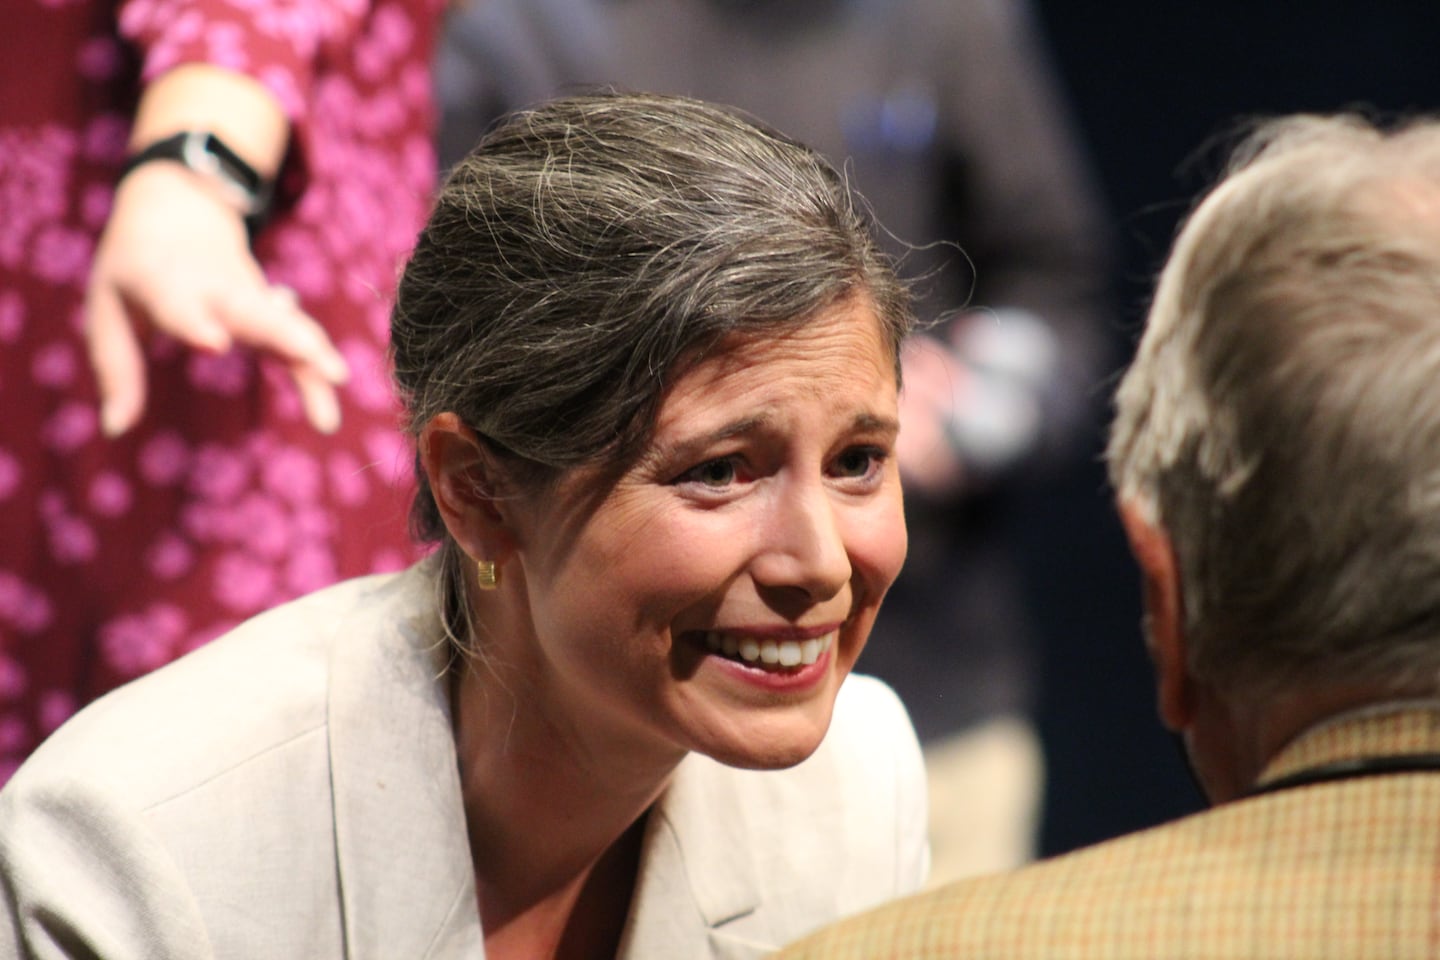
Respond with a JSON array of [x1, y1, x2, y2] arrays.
[[326, 564, 483, 960], [622, 752, 767, 959]]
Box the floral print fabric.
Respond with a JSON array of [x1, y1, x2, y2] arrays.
[[0, 0, 442, 781]]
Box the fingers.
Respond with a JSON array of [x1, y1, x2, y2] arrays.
[[219, 284, 350, 387], [217, 283, 350, 434], [89, 278, 350, 437], [85, 283, 150, 438], [85, 239, 238, 435], [290, 362, 343, 435]]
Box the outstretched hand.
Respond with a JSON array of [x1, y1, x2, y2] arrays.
[[84, 162, 350, 438]]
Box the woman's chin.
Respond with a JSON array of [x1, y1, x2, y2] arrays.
[[690, 699, 839, 771]]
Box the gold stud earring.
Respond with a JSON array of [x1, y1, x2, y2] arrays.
[[476, 559, 499, 590]]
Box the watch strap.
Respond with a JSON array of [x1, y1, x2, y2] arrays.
[[119, 131, 275, 238]]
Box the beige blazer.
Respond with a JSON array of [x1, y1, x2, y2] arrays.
[[778, 703, 1440, 960], [0, 564, 928, 960]]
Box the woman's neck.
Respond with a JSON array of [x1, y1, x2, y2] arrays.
[[450, 663, 682, 959], [479, 813, 648, 960]]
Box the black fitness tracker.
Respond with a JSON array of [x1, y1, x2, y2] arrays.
[[119, 130, 275, 238]]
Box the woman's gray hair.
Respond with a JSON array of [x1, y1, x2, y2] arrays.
[[1108, 113, 1440, 696], [391, 91, 913, 651]]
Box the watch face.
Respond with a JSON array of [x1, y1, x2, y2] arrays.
[[178, 132, 266, 211]]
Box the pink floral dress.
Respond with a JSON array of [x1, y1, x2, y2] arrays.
[[0, 0, 443, 781]]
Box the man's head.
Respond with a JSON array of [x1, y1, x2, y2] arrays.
[[1107, 114, 1440, 794]]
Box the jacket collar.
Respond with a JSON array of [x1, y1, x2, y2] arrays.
[[1257, 700, 1440, 789], [327, 564, 483, 960], [621, 753, 764, 959]]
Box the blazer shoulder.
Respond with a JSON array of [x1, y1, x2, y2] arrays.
[[5, 569, 413, 809], [799, 672, 930, 897], [826, 672, 924, 768]]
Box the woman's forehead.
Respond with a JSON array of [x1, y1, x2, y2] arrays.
[[656, 299, 893, 414], [683, 293, 892, 372]]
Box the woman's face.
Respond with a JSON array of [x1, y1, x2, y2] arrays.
[[500, 294, 906, 770]]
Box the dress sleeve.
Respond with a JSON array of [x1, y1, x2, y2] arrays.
[[114, 0, 373, 122], [0, 779, 214, 960]]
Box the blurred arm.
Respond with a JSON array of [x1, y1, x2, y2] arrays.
[[900, 0, 1112, 498]]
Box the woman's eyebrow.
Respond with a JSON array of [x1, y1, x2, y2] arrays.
[[652, 415, 771, 464], [854, 412, 901, 437], [654, 410, 899, 466]]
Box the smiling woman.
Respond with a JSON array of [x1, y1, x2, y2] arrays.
[[0, 93, 929, 960]]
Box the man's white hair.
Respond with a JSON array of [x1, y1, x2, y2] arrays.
[[1108, 113, 1440, 696]]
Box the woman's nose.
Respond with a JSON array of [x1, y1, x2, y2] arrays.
[[750, 479, 852, 602]]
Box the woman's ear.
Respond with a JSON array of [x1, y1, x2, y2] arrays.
[[418, 413, 516, 564], [1117, 499, 1195, 733]]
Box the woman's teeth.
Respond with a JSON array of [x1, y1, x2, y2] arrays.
[[702, 631, 832, 668]]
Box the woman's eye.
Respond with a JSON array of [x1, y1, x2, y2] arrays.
[[832, 446, 884, 480], [679, 457, 738, 488]]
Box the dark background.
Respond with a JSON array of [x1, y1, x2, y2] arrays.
[[1021, 4, 1440, 855]]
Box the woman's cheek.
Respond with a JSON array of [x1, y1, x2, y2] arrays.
[[853, 492, 908, 595]]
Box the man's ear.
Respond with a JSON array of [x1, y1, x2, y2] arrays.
[[1117, 499, 1195, 732], [418, 412, 517, 564]]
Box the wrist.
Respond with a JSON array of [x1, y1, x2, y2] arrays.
[[119, 131, 275, 238]]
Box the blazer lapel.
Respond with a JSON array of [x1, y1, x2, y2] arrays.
[[327, 568, 483, 960], [621, 754, 774, 960]]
